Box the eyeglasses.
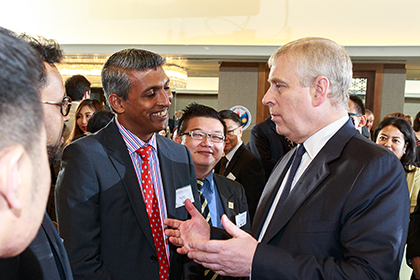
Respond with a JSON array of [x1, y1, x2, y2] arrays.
[[226, 126, 241, 136], [42, 96, 72, 116], [181, 130, 225, 143], [348, 112, 361, 118]]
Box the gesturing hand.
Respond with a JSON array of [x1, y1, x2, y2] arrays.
[[164, 199, 210, 255]]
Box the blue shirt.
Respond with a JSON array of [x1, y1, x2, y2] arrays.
[[201, 172, 225, 229]]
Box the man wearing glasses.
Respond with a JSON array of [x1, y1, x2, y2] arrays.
[[348, 94, 369, 138], [215, 110, 265, 221], [175, 103, 250, 233]]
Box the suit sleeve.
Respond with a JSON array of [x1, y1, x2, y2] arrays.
[[252, 152, 410, 280], [55, 142, 113, 280], [407, 187, 420, 263]]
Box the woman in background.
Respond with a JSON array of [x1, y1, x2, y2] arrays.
[[374, 117, 419, 213], [65, 99, 104, 145]]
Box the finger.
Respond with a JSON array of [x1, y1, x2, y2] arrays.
[[164, 228, 180, 238], [221, 214, 247, 238], [164, 218, 181, 228], [184, 198, 203, 219], [189, 240, 221, 253], [168, 236, 183, 246]]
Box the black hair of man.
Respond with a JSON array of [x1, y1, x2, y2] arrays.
[[19, 34, 63, 88], [349, 94, 365, 115], [87, 110, 115, 134], [65, 75, 91, 101], [177, 103, 227, 136], [101, 49, 166, 105], [219, 109, 242, 126], [0, 27, 45, 162]]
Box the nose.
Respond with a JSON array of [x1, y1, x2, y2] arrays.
[[384, 139, 392, 148], [82, 116, 88, 124], [199, 135, 213, 146], [159, 89, 172, 107], [262, 86, 274, 106]]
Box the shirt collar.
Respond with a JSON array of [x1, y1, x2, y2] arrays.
[[115, 118, 157, 154], [225, 140, 243, 161], [303, 115, 349, 160]]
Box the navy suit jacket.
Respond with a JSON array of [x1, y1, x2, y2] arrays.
[[215, 144, 265, 221], [247, 117, 292, 182], [250, 120, 409, 279], [55, 119, 200, 280], [0, 213, 73, 280]]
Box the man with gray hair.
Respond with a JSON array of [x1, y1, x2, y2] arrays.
[[56, 49, 201, 279], [165, 37, 409, 279]]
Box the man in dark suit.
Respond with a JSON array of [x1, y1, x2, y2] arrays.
[[165, 37, 409, 279], [0, 33, 74, 279], [215, 110, 265, 220], [55, 49, 200, 280], [247, 116, 293, 181], [175, 103, 250, 232], [0, 27, 49, 259]]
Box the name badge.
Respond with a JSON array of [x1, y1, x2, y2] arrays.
[[235, 211, 247, 228], [175, 185, 195, 208]]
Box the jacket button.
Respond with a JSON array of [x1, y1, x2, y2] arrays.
[[150, 255, 157, 262]]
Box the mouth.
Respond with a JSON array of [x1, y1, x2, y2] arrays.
[[152, 108, 168, 118], [82, 126, 87, 131], [197, 150, 213, 156]]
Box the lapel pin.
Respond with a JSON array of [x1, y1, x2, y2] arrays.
[[228, 202, 234, 209]]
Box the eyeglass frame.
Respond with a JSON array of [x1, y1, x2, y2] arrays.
[[42, 96, 72, 116], [226, 126, 242, 135], [180, 130, 225, 143]]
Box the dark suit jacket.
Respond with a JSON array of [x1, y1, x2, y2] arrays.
[[55, 119, 201, 280], [247, 117, 292, 182], [407, 189, 420, 279], [213, 173, 251, 233], [215, 144, 265, 221], [250, 120, 409, 279], [0, 213, 73, 280]]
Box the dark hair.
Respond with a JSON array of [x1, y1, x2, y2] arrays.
[[386, 112, 413, 126], [0, 27, 44, 161], [19, 34, 63, 88], [65, 75, 91, 101], [219, 110, 242, 126], [101, 49, 166, 110], [349, 94, 365, 115], [65, 99, 104, 145], [414, 111, 420, 132], [87, 110, 114, 133], [373, 117, 417, 171], [177, 103, 226, 136]]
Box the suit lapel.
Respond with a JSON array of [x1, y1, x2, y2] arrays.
[[104, 120, 155, 248], [213, 174, 234, 215], [224, 144, 244, 176], [260, 120, 357, 242]]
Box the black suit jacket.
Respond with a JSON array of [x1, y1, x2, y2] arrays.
[[215, 144, 265, 221], [55, 119, 200, 280], [250, 120, 409, 279], [0, 213, 73, 280], [213, 173, 251, 233], [407, 188, 420, 279], [247, 117, 292, 182]]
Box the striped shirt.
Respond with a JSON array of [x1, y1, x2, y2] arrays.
[[115, 119, 170, 262]]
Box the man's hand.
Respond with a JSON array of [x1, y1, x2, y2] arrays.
[[164, 199, 210, 254], [412, 256, 420, 279], [187, 214, 258, 277]]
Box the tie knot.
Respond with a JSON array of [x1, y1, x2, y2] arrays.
[[136, 145, 153, 159], [297, 144, 306, 157], [197, 179, 207, 190]]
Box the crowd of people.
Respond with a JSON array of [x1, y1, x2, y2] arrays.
[[1, 25, 420, 280]]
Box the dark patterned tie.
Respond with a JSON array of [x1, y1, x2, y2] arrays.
[[218, 156, 228, 175], [196, 179, 218, 280], [136, 146, 169, 280]]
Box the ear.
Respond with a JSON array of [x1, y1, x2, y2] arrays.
[[83, 90, 91, 100], [358, 114, 367, 128], [174, 135, 182, 144], [238, 126, 243, 138], [312, 76, 329, 107], [0, 146, 25, 211], [108, 93, 125, 114]]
